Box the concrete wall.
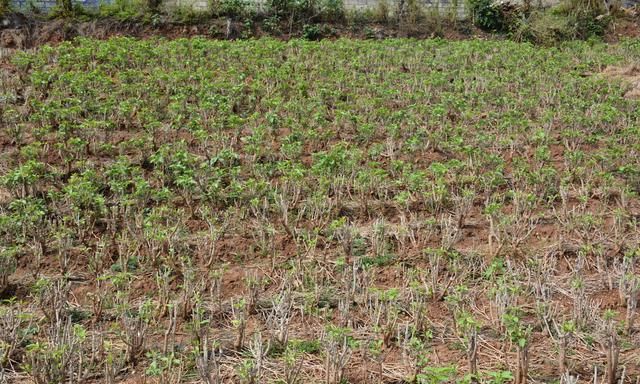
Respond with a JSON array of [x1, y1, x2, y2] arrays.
[[12, 0, 103, 10], [345, 0, 465, 14], [168, 0, 209, 11]]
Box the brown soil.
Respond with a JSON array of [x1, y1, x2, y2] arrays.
[[606, 9, 640, 42], [602, 64, 640, 99]]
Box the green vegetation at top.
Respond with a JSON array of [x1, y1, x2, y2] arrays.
[[2, 0, 631, 44]]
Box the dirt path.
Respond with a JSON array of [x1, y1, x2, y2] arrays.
[[602, 64, 640, 99]]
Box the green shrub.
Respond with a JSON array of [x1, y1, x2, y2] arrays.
[[0, 0, 10, 16], [510, 5, 610, 44], [467, 0, 506, 31], [302, 23, 322, 39], [54, 0, 74, 16], [49, 0, 95, 18], [320, 0, 344, 21], [510, 11, 574, 44], [424, 6, 445, 36], [374, 0, 389, 23], [99, 0, 148, 20], [267, 0, 344, 25], [397, 0, 426, 35], [268, 0, 316, 21], [556, 0, 607, 16], [345, 8, 377, 27], [541, 0, 610, 39], [363, 26, 377, 38], [213, 0, 249, 17], [170, 5, 210, 23], [262, 14, 281, 33], [570, 8, 609, 38]]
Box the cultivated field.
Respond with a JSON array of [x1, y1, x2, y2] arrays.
[[1, 37, 640, 383]]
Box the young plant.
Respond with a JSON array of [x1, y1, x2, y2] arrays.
[[324, 325, 355, 384], [0, 300, 34, 369], [502, 309, 531, 384], [145, 350, 185, 384], [368, 287, 400, 347], [484, 191, 537, 258], [266, 284, 294, 347], [282, 341, 305, 384], [554, 320, 575, 376], [25, 319, 88, 384], [600, 310, 620, 384], [119, 300, 153, 365], [231, 298, 248, 350], [236, 332, 269, 384], [456, 311, 479, 379], [195, 335, 222, 384], [416, 364, 457, 384]]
